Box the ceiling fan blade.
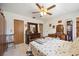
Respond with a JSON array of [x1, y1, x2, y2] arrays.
[[47, 5, 56, 10], [36, 3, 41, 9], [47, 12, 52, 15], [32, 11, 40, 13]]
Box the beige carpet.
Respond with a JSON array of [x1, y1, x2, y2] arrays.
[[3, 43, 29, 56]]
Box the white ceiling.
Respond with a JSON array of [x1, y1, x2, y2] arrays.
[[0, 3, 79, 20]]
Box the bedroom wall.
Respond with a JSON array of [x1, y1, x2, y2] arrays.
[[43, 10, 79, 40], [3, 11, 43, 43], [3, 10, 79, 43]]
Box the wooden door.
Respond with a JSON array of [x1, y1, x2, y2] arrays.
[[14, 20, 24, 44], [0, 13, 3, 55], [0, 12, 7, 55], [76, 17, 79, 37]]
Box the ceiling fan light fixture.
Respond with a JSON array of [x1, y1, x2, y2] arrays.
[[33, 3, 55, 16], [40, 8, 47, 16], [40, 11, 46, 16], [40, 12, 44, 16], [44, 12, 46, 15]]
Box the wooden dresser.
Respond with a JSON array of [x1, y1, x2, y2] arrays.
[[29, 33, 41, 42], [56, 24, 67, 40], [48, 34, 56, 38], [48, 24, 67, 40], [25, 22, 41, 44]]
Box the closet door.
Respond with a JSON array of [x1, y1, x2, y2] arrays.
[[14, 20, 24, 44], [67, 21, 73, 41], [77, 21, 79, 37], [39, 24, 43, 37]]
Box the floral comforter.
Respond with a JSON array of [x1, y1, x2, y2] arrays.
[[30, 37, 79, 56]]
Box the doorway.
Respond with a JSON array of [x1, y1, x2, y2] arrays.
[[14, 19, 24, 44]]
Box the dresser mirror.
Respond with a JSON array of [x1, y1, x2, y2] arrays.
[[27, 22, 38, 34]]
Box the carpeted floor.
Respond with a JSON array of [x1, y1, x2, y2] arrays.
[[3, 43, 31, 56]]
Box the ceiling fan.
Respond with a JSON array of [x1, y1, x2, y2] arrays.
[[32, 3, 56, 16]]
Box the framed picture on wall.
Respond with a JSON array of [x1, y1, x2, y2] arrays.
[[52, 25, 55, 28], [49, 24, 51, 27], [58, 20, 62, 23]]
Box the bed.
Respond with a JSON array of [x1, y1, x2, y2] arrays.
[[29, 37, 79, 56]]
